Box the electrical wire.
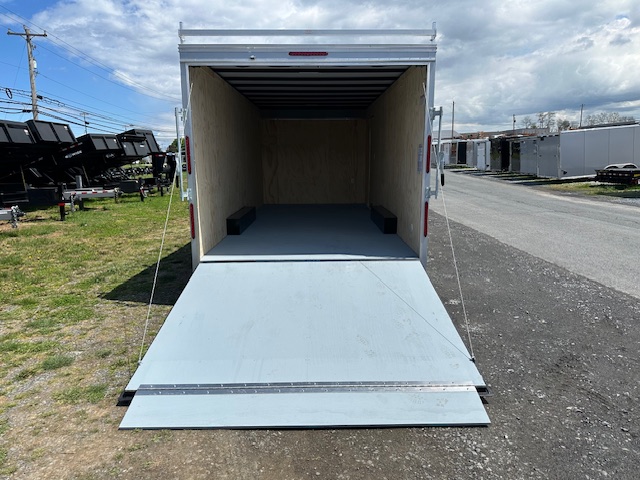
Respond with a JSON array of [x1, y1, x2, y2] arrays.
[[0, 6, 180, 103]]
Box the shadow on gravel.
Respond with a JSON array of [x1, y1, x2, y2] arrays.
[[103, 243, 192, 305]]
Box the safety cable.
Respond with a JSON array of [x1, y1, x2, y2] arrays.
[[138, 167, 179, 365], [440, 187, 476, 362]]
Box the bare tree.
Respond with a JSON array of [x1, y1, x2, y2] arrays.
[[537, 111, 556, 130], [520, 115, 536, 129], [585, 111, 635, 126]]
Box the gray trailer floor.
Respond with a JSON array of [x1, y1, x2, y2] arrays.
[[202, 204, 417, 261], [121, 205, 488, 428]]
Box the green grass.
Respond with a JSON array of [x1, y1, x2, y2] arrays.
[[0, 190, 189, 408], [546, 181, 640, 197], [0, 339, 59, 355], [41, 354, 74, 371], [0, 188, 190, 476], [54, 384, 108, 404]]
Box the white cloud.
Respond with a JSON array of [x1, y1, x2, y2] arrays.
[[24, 0, 640, 139]]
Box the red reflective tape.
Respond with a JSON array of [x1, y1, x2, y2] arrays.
[[189, 203, 195, 239], [185, 136, 192, 174], [289, 51, 328, 56], [423, 201, 429, 237], [426, 135, 432, 173]]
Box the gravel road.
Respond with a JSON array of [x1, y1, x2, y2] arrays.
[[430, 170, 640, 299]]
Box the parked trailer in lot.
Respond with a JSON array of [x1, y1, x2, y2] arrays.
[[120, 27, 489, 429], [517, 134, 561, 178], [561, 124, 640, 178], [440, 139, 490, 169], [595, 164, 640, 185]]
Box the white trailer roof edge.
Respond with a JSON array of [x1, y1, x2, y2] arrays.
[[178, 26, 437, 41]]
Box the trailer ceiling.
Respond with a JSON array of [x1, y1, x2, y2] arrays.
[[209, 66, 411, 117]]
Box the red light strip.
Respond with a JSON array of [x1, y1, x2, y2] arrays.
[[423, 201, 429, 237], [426, 135, 431, 173], [288, 51, 328, 56], [189, 203, 195, 239], [185, 136, 192, 174]]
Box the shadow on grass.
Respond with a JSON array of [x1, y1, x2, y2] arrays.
[[102, 243, 193, 306]]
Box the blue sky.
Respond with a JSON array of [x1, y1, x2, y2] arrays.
[[1, 0, 639, 147]]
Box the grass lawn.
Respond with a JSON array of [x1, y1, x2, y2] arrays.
[[544, 181, 640, 198], [0, 188, 191, 476]]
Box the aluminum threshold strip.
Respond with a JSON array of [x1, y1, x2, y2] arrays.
[[135, 381, 478, 396]]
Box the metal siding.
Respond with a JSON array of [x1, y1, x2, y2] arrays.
[[538, 136, 560, 178], [584, 129, 610, 175], [608, 125, 636, 165], [519, 138, 538, 175], [560, 131, 585, 177]]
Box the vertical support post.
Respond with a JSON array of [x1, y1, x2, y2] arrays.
[[175, 107, 184, 198]]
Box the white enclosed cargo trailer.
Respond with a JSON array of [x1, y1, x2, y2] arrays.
[[561, 124, 640, 177], [120, 27, 489, 429]]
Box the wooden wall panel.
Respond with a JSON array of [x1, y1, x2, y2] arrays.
[[368, 66, 426, 254], [190, 67, 263, 260], [262, 119, 367, 204]]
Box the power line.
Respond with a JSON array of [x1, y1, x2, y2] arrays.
[[1, 5, 180, 103]]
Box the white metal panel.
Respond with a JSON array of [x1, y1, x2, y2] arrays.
[[121, 388, 488, 429], [584, 129, 610, 175], [475, 140, 490, 171], [560, 131, 584, 177], [121, 258, 488, 428], [608, 125, 636, 165], [538, 135, 560, 178]]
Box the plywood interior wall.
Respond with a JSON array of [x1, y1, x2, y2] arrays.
[[262, 119, 368, 204], [190, 67, 263, 261], [367, 66, 426, 254]]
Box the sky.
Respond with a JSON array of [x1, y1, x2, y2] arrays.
[[1, 0, 639, 148]]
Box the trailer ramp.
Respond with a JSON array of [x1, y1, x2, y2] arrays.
[[120, 206, 489, 428]]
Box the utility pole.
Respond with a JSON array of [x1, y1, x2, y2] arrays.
[[450, 100, 455, 140], [450, 100, 455, 164], [7, 25, 47, 120], [513, 114, 516, 133], [579, 104, 584, 128]]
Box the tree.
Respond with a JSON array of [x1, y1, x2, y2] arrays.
[[520, 115, 536, 129], [556, 118, 572, 131], [585, 111, 635, 126], [537, 111, 556, 130], [166, 137, 185, 153]]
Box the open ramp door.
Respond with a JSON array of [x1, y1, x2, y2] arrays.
[[120, 206, 489, 428]]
